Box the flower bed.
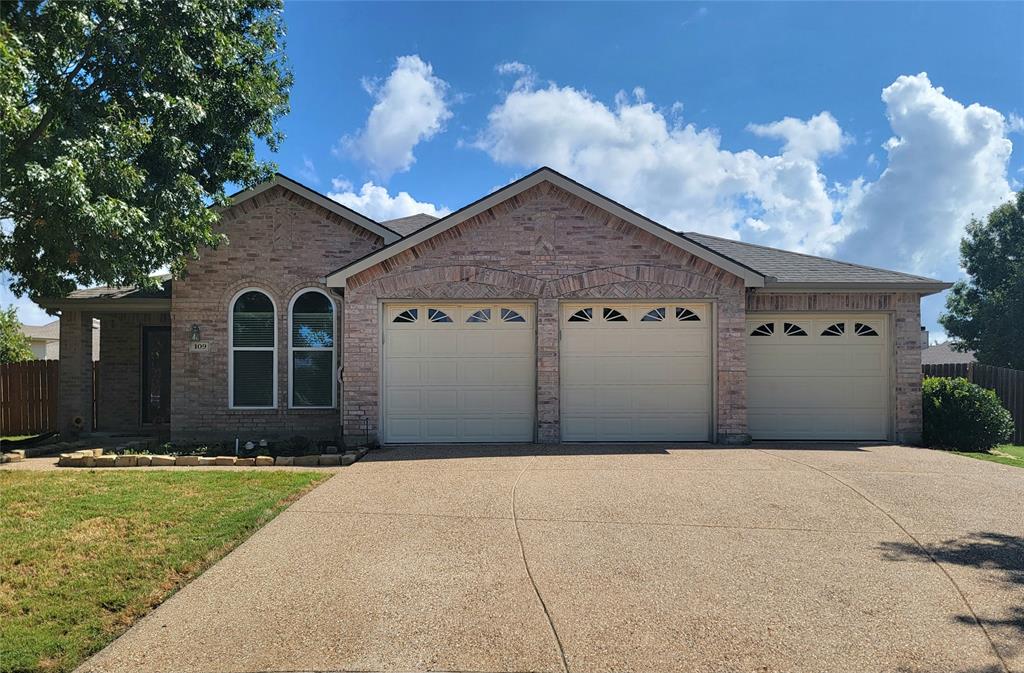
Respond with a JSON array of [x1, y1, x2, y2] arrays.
[[56, 447, 368, 468]]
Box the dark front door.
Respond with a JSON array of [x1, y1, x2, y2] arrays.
[[142, 327, 171, 425]]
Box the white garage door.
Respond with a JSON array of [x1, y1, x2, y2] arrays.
[[560, 303, 712, 442], [383, 303, 535, 443], [746, 314, 890, 440]]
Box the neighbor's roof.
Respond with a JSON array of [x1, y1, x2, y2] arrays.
[[380, 213, 439, 237], [20, 319, 60, 341], [921, 341, 977, 365], [685, 233, 950, 292]]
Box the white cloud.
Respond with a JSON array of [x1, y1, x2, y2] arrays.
[[475, 69, 1016, 292], [475, 81, 845, 255], [297, 156, 320, 185], [747, 112, 849, 160], [328, 180, 450, 221], [1007, 112, 1024, 133], [496, 61, 530, 76], [837, 73, 1013, 277], [342, 55, 452, 178]]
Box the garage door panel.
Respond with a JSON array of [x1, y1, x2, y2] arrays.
[[749, 377, 886, 409], [562, 413, 708, 442], [747, 313, 890, 440], [749, 410, 889, 440], [423, 359, 460, 385], [561, 302, 711, 442], [383, 303, 535, 444], [386, 389, 422, 413], [459, 331, 497, 354], [631, 385, 709, 412], [491, 359, 534, 385]]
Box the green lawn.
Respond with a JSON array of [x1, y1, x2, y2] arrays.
[[0, 470, 329, 673], [955, 444, 1024, 468]]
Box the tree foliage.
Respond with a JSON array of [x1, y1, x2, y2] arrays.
[[0, 0, 291, 303], [940, 191, 1024, 369], [0, 306, 34, 363]]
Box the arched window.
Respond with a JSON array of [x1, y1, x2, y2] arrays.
[[289, 289, 335, 408], [230, 289, 276, 408]]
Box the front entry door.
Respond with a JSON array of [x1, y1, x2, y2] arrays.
[[142, 327, 171, 425]]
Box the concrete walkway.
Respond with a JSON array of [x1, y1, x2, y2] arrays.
[[78, 444, 1023, 673]]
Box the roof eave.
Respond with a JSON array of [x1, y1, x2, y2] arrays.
[[326, 168, 766, 288], [757, 281, 953, 295], [37, 297, 171, 313]]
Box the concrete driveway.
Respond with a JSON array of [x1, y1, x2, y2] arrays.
[[79, 444, 1023, 673]]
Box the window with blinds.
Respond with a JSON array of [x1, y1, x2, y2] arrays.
[[231, 290, 276, 408], [290, 290, 335, 407]]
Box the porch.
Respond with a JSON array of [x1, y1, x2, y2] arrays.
[[39, 279, 172, 439]]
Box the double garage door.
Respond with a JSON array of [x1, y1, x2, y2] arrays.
[[382, 302, 890, 443]]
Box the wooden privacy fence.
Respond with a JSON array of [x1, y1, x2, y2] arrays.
[[923, 363, 1024, 445], [1, 360, 60, 436]]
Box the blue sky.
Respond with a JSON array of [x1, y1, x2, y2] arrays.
[[6, 1, 1023, 338]]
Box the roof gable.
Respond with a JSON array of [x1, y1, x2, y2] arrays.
[[326, 167, 765, 288], [223, 174, 402, 244]]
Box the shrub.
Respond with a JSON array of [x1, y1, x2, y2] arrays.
[[922, 376, 1014, 452]]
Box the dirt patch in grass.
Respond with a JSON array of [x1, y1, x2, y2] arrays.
[[0, 469, 329, 673], [947, 444, 1024, 468]]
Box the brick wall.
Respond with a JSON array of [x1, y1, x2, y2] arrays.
[[169, 186, 384, 443], [746, 291, 924, 443], [57, 311, 94, 436], [344, 181, 750, 443]]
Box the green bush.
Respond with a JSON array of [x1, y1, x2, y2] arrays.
[[922, 376, 1014, 452]]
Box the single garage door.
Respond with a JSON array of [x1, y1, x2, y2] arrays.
[[383, 303, 535, 443], [561, 302, 711, 442], [746, 314, 890, 440]]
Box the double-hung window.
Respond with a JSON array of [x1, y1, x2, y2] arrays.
[[230, 290, 276, 408], [289, 290, 336, 408]]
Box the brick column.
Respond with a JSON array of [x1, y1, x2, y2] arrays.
[[894, 293, 923, 444], [716, 296, 750, 444], [58, 311, 94, 437], [536, 297, 559, 443]]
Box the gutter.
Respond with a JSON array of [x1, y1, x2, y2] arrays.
[[756, 281, 954, 296]]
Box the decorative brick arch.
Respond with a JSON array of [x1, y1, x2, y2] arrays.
[[360, 265, 546, 298]]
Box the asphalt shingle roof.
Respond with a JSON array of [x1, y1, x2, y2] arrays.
[[380, 214, 438, 236], [19, 319, 60, 340], [685, 232, 943, 285], [65, 276, 172, 300], [921, 342, 977, 365]]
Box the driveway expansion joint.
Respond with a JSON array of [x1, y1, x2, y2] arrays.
[[512, 455, 570, 673], [756, 449, 1012, 673]]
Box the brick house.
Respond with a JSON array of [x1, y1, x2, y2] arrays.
[[41, 168, 949, 445]]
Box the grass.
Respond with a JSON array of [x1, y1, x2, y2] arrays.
[[0, 469, 329, 673], [954, 443, 1024, 468]]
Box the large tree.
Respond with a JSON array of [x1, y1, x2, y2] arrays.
[[940, 190, 1024, 369], [0, 0, 291, 303], [0, 306, 33, 364]]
